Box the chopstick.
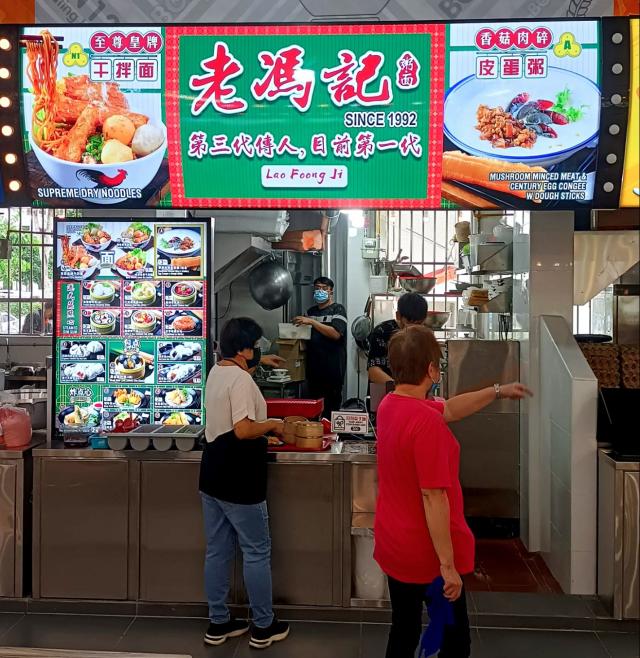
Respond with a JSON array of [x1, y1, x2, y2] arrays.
[[18, 35, 64, 46]]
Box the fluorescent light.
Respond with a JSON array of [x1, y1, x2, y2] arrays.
[[341, 209, 366, 229]]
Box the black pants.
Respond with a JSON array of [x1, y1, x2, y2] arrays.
[[386, 576, 470, 658], [306, 379, 343, 417]]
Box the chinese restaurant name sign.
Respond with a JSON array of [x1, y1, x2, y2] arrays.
[[18, 22, 612, 209]]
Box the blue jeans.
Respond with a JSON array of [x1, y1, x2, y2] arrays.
[[201, 492, 274, 628]]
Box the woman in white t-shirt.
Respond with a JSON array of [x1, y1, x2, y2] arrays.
[[200, 317, 290, 650]]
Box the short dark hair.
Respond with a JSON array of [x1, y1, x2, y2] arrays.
[[219, 317, 263, 358], [44, 301, 53, 312], [314, 276, 334, 290], [389, 325, 441, 385], [397, 292, 428, 324]]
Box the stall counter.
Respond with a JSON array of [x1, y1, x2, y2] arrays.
[[31, 443, 376, 613]]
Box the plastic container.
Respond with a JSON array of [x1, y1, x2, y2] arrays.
[[266, 398, 324, 419], [0, 406, 32, 448], [369, 275, 388, 294], [353, 532, 386, 600]]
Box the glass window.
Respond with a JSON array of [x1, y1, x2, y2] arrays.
[[573, 286, 614, 336]]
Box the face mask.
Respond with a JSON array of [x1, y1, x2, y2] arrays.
[[314, 289, 330, 304], [246, 347, 261, 370]]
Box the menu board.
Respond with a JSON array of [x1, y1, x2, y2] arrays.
[[54, 219, 208, 435], [12, 20, 621, 211]]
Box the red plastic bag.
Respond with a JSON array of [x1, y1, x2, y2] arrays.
[[0, 406, 32, 448]]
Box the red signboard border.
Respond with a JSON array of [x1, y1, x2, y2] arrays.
[[165, 23, 445, 209]]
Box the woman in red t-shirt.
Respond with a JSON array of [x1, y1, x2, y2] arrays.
[[374, 326, 531, 658]]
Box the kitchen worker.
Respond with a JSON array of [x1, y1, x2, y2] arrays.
[[367, 292, 428, 384], [293, 276, 347, 416]]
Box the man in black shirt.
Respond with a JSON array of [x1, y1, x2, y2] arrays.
[[367, 292, 428, 384], [294, 276, 347, 415]]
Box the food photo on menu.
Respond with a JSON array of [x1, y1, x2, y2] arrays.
[[163, 281, 204, 308], [108, 340, 155, 384], [82, 309, 121, 337], [103, 387, 152, 411], [163, 310, 204, 337], [154, 387, 203, 411], [102, 410, 152, 432], [59, 362, 106, 384], [155, 409, 203, 426], [123, 309, 163, 337], [157, 362, 202, 386], [82, 280, 121, 308], [123, 281, 162, 307], [157, 341, 203, 362], [59, 339, 106, 362], [155, 225, 204, 278]]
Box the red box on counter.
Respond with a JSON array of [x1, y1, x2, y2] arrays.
[[265, 398, 324, 419]]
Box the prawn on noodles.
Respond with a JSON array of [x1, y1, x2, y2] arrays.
[[24, 30, 162, 165]]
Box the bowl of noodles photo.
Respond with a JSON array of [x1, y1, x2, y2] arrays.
[[25, 31, 167, 205]]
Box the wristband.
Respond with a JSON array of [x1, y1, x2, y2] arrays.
[[494, 383, 502, 399]]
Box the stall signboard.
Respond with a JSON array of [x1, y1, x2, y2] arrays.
[[620, 18, 639, 208], [13, 21, 619, 210], [443, 21, 600, 208], [53, 219, 208, 435]]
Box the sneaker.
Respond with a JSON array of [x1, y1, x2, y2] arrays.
[[249, 618, 290, 649], [204, 618, 250, 646]]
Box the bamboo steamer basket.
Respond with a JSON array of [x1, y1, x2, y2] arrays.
[[295, 436, 324, 450], [283, 416, 306, 445], [294, 421, 324, 439]]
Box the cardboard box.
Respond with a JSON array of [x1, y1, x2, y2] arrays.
[[276, 339, 306, 382], [278, 323, 312, 340]]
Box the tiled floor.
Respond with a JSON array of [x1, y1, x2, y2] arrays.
[[0, 615, 637, 658], [465, 539, 562, 593]]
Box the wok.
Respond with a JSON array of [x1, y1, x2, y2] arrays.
[[249, 260, 293, 310]]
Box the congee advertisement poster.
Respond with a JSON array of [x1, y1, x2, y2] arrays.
[[19, 21, 606, 209]]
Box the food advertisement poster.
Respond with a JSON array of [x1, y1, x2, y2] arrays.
[[620, 18, 639, 207], [13, 20, 635, 210], [54, 219, 207, 435], [443, 21, 601, 209], [21, 26, 168, 208]]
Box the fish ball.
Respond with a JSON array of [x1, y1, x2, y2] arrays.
[[101, 139, 134, 164], [103, 115, 136, 146], [132, 123, 165, 158]]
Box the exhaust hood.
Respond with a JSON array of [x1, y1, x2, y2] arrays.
[[195, 210, 288, 240], [213, 235, 272, 293], [574, 231, 640, 305]]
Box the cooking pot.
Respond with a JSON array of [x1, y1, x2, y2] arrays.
[[249, 260, 293, 310]]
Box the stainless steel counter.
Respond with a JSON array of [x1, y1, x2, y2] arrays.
[[31, 441, 378, 609], [33, 441, 377, 463], [598, 450, 639, 620], [0, 437, 42, 598]]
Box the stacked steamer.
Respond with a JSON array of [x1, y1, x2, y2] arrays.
[[294, 421, 324, 449], [620, 346, 640, 389], [579, 344, 639, 390], [580, 344, 621, 388]]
